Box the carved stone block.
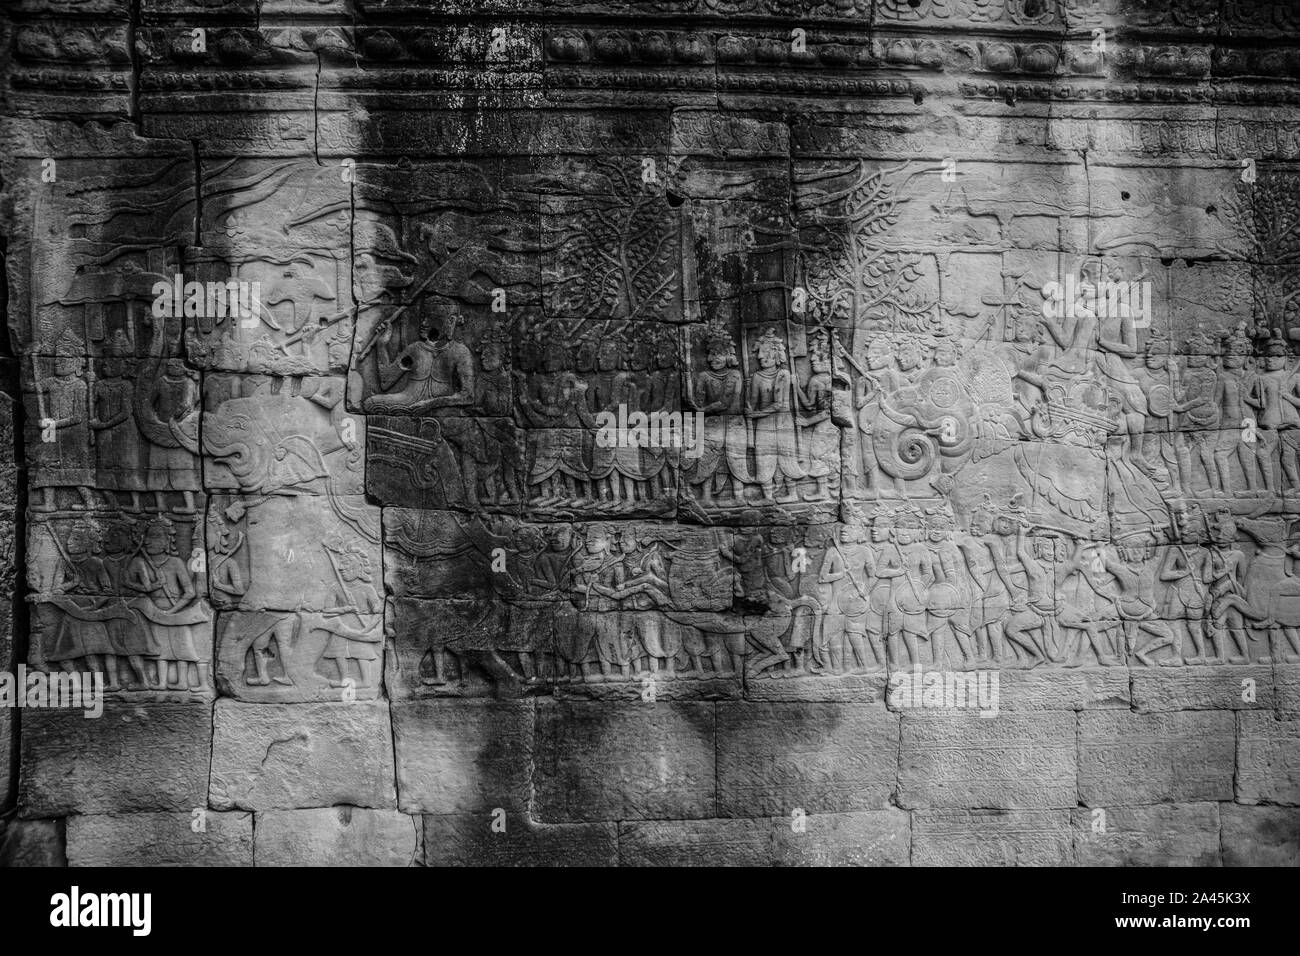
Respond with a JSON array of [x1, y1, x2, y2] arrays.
[[255, 808, 420, 866], [203, 374, 364, 496], [215, 609, 383, 703], [1237, 712, 1300, 805], [0, 818, 65, 868], [210, 700, 396, 810], [187, 161, 352, 376], [20, 701, 212, 816], [1132, 663, 1274, 712], [1078, 710, 1236, 806], [67, 811, 254, 866], [716, 703, 898, 816], [898, 710, 1077, 810], [1220, 804, 1300, 866], [423, 813, 618, 867], [912, 809, 1073, 866], [534, 701, 716, 822], [367, 416, 524, 512], [391, 699, 533, 814], [1072, 804, 1222, 867], [207, 494, 381, 613]]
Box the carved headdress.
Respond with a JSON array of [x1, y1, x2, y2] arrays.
[[104, 329, 133, 358], [1222, 322, 1252, 357], [752, 326, 787, 366], [54, 328, 84, 357], [1266, 328, 1290, 359], [1144, 324, 1170, 356], [144, 517, 178, 553], [1183, 330, 1218, 355], [702, 318, 739, 367]]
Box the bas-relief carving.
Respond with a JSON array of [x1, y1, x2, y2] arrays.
[[13, 34, 1300, 712], [360, 154, 1300, 697], [27, 508, 213, 694], [185, 161, 353, 377]]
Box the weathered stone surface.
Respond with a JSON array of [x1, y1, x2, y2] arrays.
[[1237, 712, 1300, 805], [1131, 664, 1273, 713], [534, 701, 716, 822], [67, 811, 253, 866], [424, 813, 618, 867], [0, 708, 12, 811], [1079, 711, 1237, 806], [1221, 804, 1300, 867], [256, 808, 420, 866], [716, 703, 898, 816], [1275, 664, 1300, 719], [8, 0, 1300, 867], [912, 810, 1073, 866], [620, 809, 909, 867], [391, 700, 533, 814], [1072, 804, 1222, 867], [898, 711, 1076, 810], [982, 668, 1131, 712], [210, 700, 396, 811], [207, 495, 381, 614], [0, 817, 66, 867], [21, 702, 212, 816]]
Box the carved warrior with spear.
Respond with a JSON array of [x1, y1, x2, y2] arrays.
[[355, 255, 464, 363]]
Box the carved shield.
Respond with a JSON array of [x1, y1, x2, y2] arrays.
[[1146, 381, 1172, 418]]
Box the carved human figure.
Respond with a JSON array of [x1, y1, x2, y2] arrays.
[[957, 497, 1012, 665], [1252, 330, 1292, 494], [888, 508, 934, 668], [644, 332, 681, 500], [1132, 328, 1191, 491], [44, 522, 118, 685], [1205, 510, 1265, 663], [472, 328, 522, 504], [1212, 325, 1265, 497], [747, 328, 805, 502], [1276, 528, 1300, 663], [524, 525, 576, 682], [587, 335, 641, 505], [1276, 336, 1300, 492], [91, 331, 146, 510], [1093, 264, 1152, 469], [616, 534, 677, 676], [981, 505, 1047, 667], [818, 520, 874, 674], [1233, 518, 1300, 664], [1007, 528, 1064, 665], [519, 339, 592, 505], [924, 510, 975, 668], [32, 332, 97, 512], [1056, 539, 1122, 667], [683, 320, 747, 504], [569, 525, 624, 682], [863, 507, 900, 669], [1173, 333, 1221, 495], [100, 520, 153, 688], [317, 545, 383, 690], [1160, 504, 1211, 664], [146, 359, 200, 514], [208, 510, 247, 605], [367, 299, 489, 507], [744, 527, 802, 676], [125, 518, 209, 691], [1105, 533, 1183, 666], [795, 329, 840, 501], [851, 336, 903, 496]]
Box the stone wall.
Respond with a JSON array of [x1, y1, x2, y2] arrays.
[[1, 0, 1299, 866]]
